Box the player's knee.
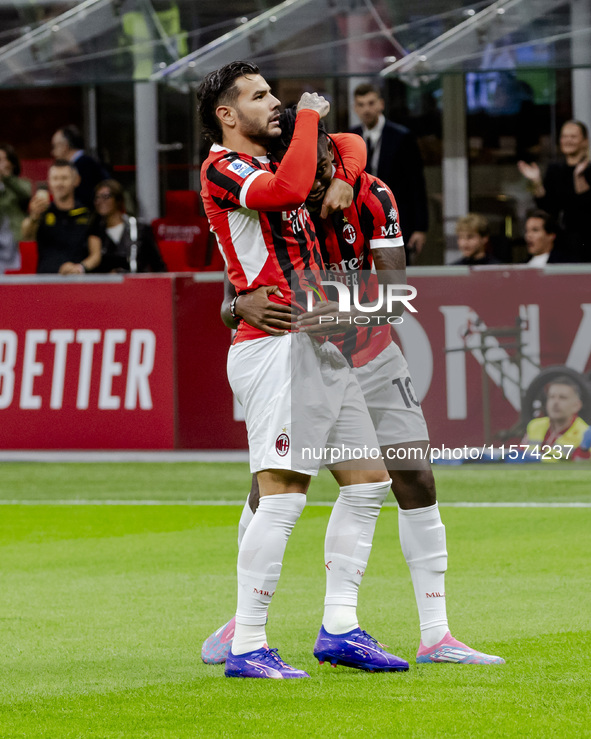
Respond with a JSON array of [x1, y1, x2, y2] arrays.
[[392, 468, 436, 509]]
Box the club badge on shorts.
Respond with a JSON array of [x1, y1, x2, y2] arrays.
[[275, 433, 290, 457]]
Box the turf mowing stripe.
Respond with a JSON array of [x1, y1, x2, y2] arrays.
[[0, 451, 250, 462], [0, 500, 589, 507]]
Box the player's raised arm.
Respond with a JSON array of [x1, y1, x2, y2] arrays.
[[242, 95, 329, 211]]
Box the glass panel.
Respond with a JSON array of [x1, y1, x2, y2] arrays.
[[1, 2, 585, 90], [468, 67, 573, 264]]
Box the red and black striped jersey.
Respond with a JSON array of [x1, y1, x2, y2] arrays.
[[313, 172, 404, 367], [200, 111, 325, 343], [200, 111, 368, 343]]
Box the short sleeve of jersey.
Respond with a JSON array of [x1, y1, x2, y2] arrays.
[[358, 179, 404, 249], [203, 153, 267, 212]]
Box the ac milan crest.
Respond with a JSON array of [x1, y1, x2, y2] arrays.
[[342, 222, 357, 245], [275, 433, 290, 456]]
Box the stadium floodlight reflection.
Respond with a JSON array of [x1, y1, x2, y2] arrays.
[[379, 0, 571, 78], [150, 0, 348, 83], [0, 0, 117, 85], [0, 0, 181, 87]]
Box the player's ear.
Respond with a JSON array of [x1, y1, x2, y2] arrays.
[[327, 140, 334, 163], [216, 104, 236, 129]]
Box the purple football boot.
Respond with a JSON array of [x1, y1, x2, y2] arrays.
[[225, 646, 310, 679], [314, 625, 409, 672]]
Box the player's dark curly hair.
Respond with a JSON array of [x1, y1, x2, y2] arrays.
[[270, 104, 328, 158], [197, 61, 260, 144]]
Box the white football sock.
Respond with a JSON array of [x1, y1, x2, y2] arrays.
[[398, 502, 449, 647], [237, 493, 254, 549], [323, 480, 390, 634], [232, 492, 305, 655]]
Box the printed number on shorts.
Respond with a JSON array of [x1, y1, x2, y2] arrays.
[[392, 376, 420, 408]]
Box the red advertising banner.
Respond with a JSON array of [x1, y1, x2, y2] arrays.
[[174, 275, 248, 449], [393, 266, 591, 448], [1, 267, 590, 450], [0, 276, 176, 449]]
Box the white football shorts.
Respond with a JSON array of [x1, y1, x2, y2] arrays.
[[227, 332, 382, 474], [353, 340, 429, 447]]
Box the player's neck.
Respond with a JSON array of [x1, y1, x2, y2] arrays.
[[222, 131, 267, 157]]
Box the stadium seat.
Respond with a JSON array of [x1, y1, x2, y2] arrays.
[[19, 158, 53, 188], [152, 190, 212, 271], [5, 241, 38, 275], [158, 240, 198, 272]]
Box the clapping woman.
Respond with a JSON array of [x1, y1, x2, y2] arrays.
[[518, 120, 591, 262]]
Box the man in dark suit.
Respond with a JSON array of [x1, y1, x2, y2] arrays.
[[51, 125, 109, 209], [351, 83, 429, 263], [525, 209, 571, 266]]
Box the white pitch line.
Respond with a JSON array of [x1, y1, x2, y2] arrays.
[[0, 500, 589, 508]]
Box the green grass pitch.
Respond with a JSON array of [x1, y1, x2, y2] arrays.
[[1, 462, 590, 738]]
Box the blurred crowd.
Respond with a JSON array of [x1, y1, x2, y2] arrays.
[[0, 125, 166, 276], [1, 94, 591, 276]]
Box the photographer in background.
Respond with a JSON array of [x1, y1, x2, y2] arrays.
[[522, 377, 589, 461]]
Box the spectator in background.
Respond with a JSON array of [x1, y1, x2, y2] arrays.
[[351, 83, 429, 263], [453, 214, 500, 265], [0, 143, 31, 273], [50, 125, 109, 209], [522, 377, 589, 461], [22, 160, 101, 275], [524, 210, 569, 266], [90, 180, 166, 273], [518, 120, 591, 262]]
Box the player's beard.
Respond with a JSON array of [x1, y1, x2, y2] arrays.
[[236, 108, 280, 147]]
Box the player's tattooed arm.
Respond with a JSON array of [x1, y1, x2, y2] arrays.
[[297, 245, 409, 335], [221, 271, 294, 334], [372, 241, 407, 318]]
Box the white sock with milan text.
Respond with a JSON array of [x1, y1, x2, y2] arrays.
[[398, 502, 449, 647], [237, 494, 254, 549], [232, 492, 305, 655], [323, 480, 390, 635]]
